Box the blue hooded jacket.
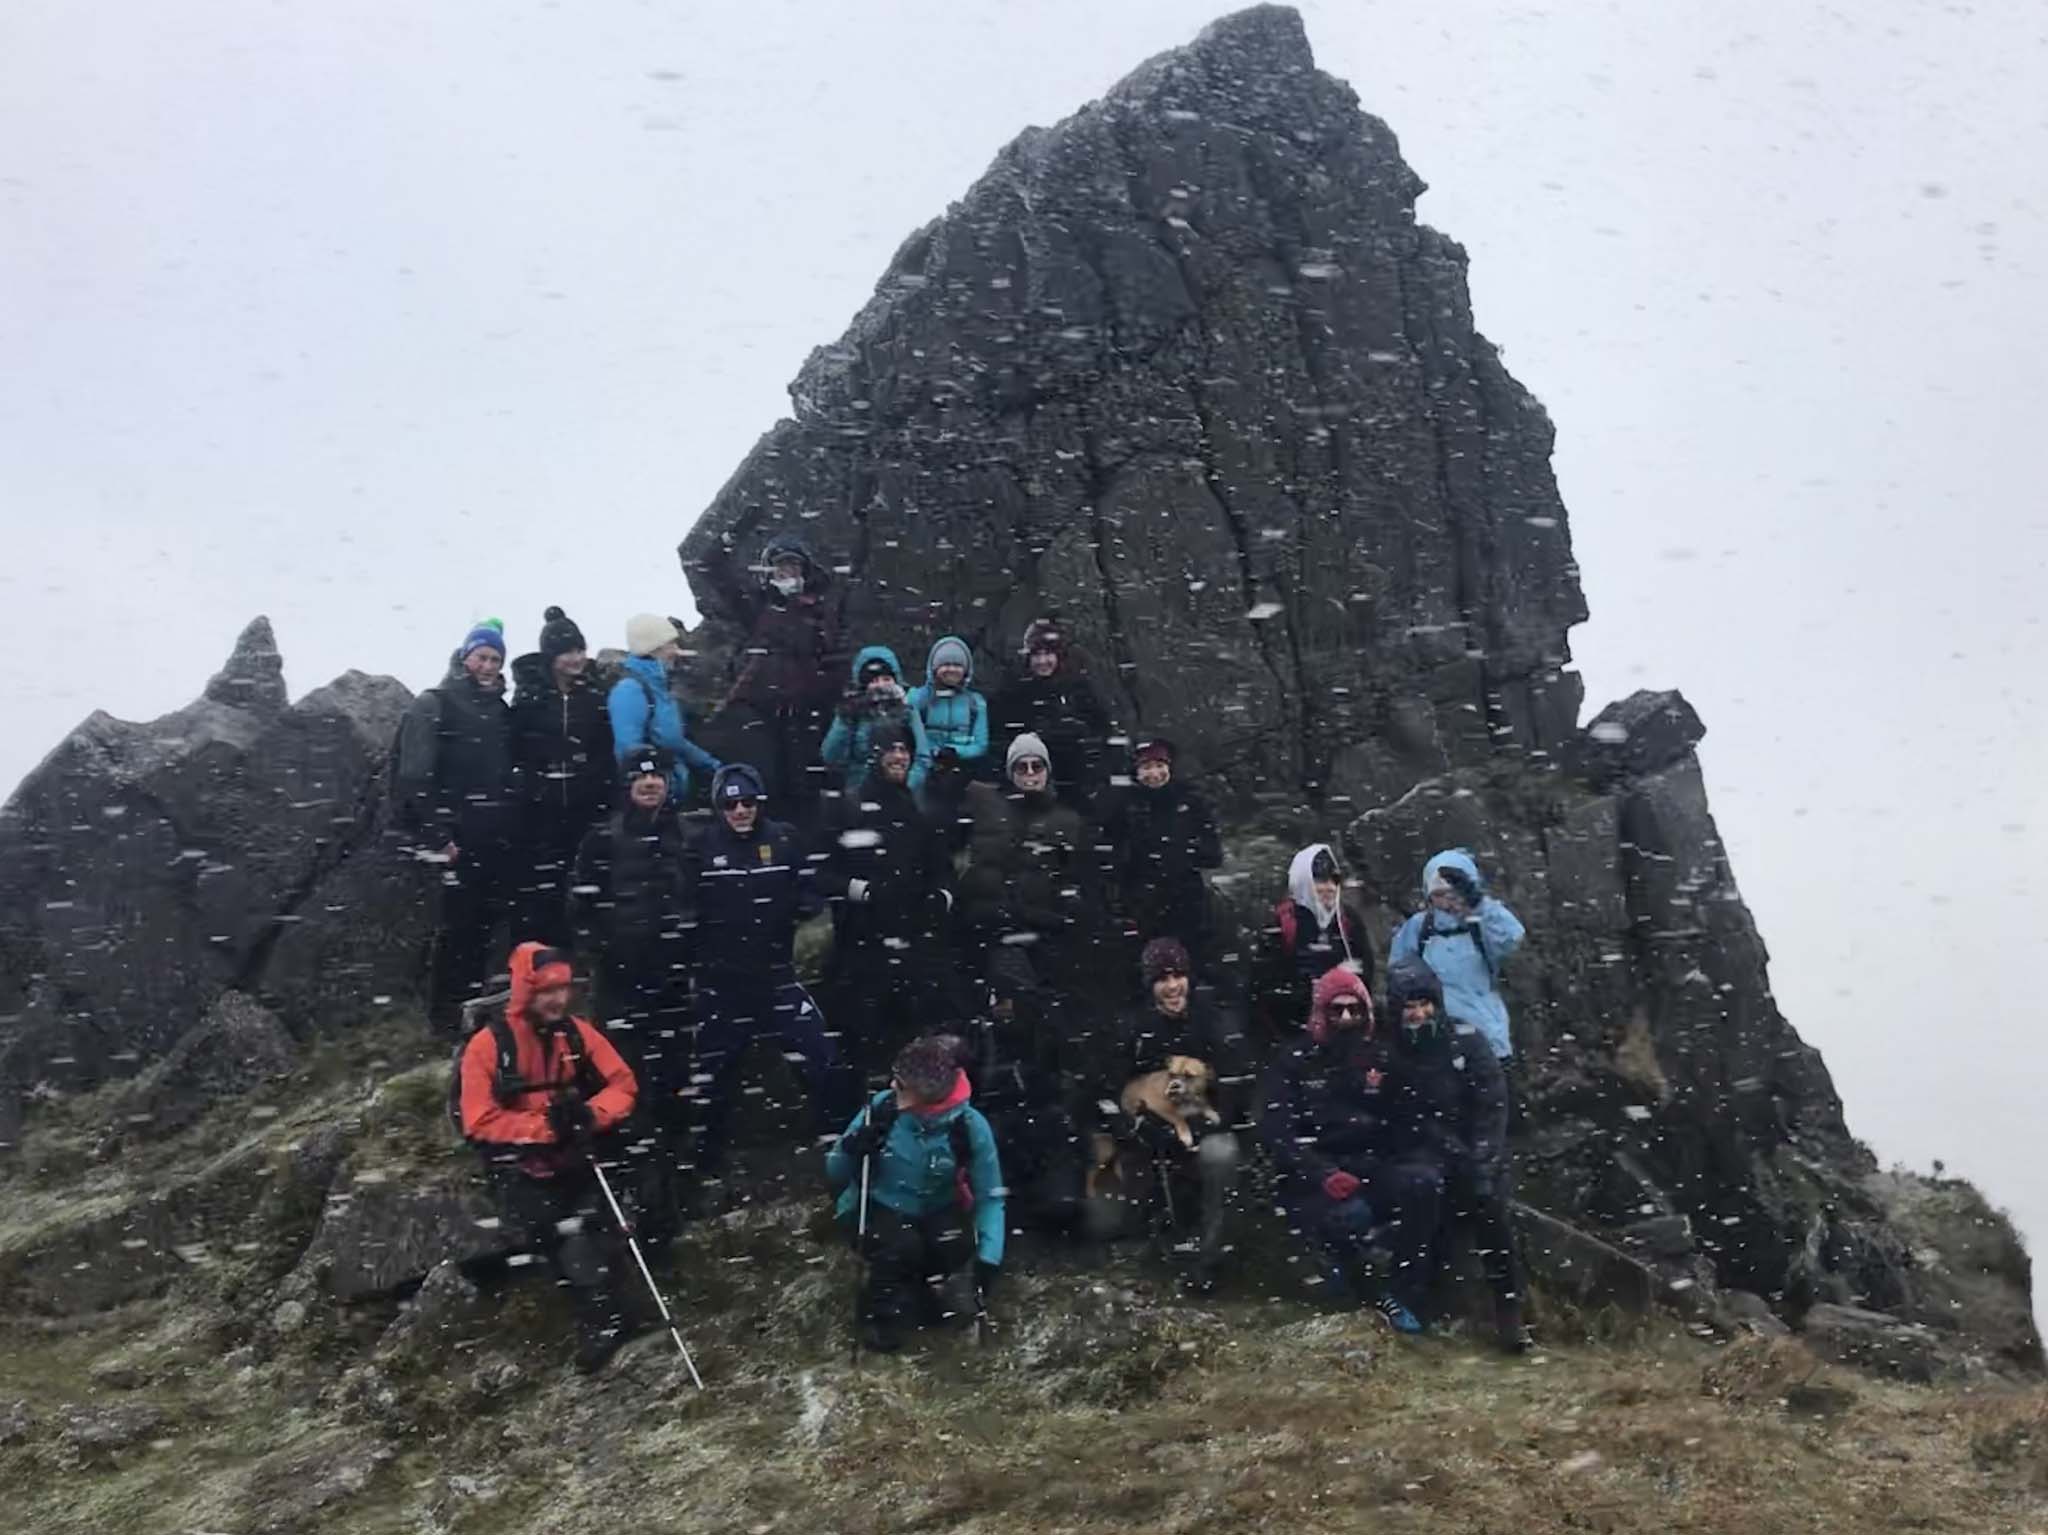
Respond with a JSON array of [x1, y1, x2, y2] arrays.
[[820, 645, 933, 793], [607, 654, 722, 802], [826, 1084, 1006, 1265], [907, 635, 989, 764], [1387, 849, 1526, 1060]]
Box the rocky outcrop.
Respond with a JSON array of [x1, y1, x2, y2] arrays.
[[0, 618, 415, 1138], [680, 4, 1584, 803], [673, 6, 2036, 1366]]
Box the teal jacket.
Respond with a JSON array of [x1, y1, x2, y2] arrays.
[[826, 1085, 1006, 1265], [907, 634, 989, 764], [820, 644, 933, 793]]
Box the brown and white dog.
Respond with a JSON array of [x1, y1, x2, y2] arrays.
[[1087, 1055, 1220, 1197]]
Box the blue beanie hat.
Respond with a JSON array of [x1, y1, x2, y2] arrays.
[[712, 762, 767, 804], [460, 619, 506, 660]]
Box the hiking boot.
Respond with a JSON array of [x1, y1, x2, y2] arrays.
[[1374, 1296, 1426, 1336], [859, 1316, 903, 1354], [574, 1313, 630, 1375], [1494, 1299, 1534, 1356]]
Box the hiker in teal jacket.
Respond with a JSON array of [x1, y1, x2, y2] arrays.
[[907, 634, 989, 771], [827, 1036, 1005, 1351], [820, 644, 933, 795], [606, 614, 722, 803], [1387, 849, 1526, 1060]]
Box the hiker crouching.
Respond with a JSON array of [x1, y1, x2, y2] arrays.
[[457, 941, 646, 1372], [827, 1037, 1005, 1354]]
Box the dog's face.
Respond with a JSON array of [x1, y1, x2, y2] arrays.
[[1162, 1055, 1214, 1104]]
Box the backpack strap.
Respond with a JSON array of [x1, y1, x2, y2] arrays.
[[1275, 900, 1299, 956], [1417, 917, 1493, 976]]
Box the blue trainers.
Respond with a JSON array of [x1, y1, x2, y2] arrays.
[[1375, 1296, 1426, 1335]]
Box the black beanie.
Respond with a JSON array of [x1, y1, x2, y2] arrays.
[[539, 605, 587, 663]]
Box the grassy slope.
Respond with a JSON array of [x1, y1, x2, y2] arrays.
[[2, 1019, 2044, 1533]]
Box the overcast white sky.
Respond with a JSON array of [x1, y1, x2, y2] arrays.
[[4, 3, 2043, 1252]]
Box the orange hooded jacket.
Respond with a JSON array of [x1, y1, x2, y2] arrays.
[[458, 941, 637, 1176]]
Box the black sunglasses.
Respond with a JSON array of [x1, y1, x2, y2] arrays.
[[1327, 1000, 1366, 1016], [726, 796, 760, 809]]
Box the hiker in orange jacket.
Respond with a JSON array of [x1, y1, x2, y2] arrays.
[[457, 941, 645, 1371]]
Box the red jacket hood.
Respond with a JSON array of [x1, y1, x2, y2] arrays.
[[1308, 965, 1375, 1045], [506, 940, 574, 1024]]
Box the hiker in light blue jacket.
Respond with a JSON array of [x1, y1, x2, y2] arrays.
[[606, 614, 722, 803], [1387, 849, 1525, 1060], [827, 1036, 1005, 1353], [907, 634, 989, 770]]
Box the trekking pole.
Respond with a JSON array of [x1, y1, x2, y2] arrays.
[[851, 1151, 873, 1367], [589, 1155, 705, 1391]]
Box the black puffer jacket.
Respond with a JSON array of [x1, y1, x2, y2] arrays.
[[508, 653, 615, 824], [393, 660, 514, 848], [1259, 1029, 1399, 1189], [1381, 960, 1509, 1183], [814, 774, 953, 946], [1100, 779, 1222, 927], [683, 788, 822, 982], [570, 804, 692, 971], [990, 667, 1114, 804]]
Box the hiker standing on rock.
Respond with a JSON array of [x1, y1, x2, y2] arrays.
[[607, 614, 722, 808], [990, 618, 1114, 808], [394, 619, 518, 1032], [815, 721, 960, 1081], [680, 763, 853, 1197], [956, 733, 1112, 1001], [570, 746, 695, 1216], [699, 531, 844, 824], [509, 606, 613, 948], [1256, 843, 1374, 1048], [456, 941, 646, 1372], [819, 645, 933, 798], [1086, 938, 1251, 1294], [1387, 849, 1525, 1063], [908, 634, 990, 776], [1099, 736, 1224, 980], [827, 1035, 1005, 1354], [1380, 958, 1531, 1352], [1257, 965, 1439, 1333]]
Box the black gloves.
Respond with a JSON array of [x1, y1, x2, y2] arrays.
[[547, 1095, 596, 1145], [974, 1260, 1000, 1299], [840, 1097, 902, 1161], [1440, 865, 1481, 907]]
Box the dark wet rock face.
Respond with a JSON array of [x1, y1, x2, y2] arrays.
[[680, 4, 1585, 802]]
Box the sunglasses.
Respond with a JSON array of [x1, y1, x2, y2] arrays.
[[1327, 1001, 1366, 1017], [726, 796, 760, 810], [1012, 759, 1048, 774]]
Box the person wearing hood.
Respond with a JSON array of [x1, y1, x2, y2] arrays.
[[570, 746, 694, 1218], [607, 614, 722, 806], [1387, 849, 1526, 1061], [1257, 965, 1439, 1334], [827, 1035, 1005, 1353], [1099, 737, 1224, 973], [680, 762, 850, 1192], [956, 732, 1112, 999], [394, 619, 518, 1031], [819, 644, 933, 796], [958, 948, 1085, 1234], [457, 941, 646, 1371], [907, 634, 989, 773], [1257, 843, 1374, 1047], [1380, 958, 1529, 1352], [990, 617, 1115, 807], [698, 531, 846, 821], [1089, 938, 1253, 1293], [509, 606, 615, 948], [815, 720, 959, 1077]]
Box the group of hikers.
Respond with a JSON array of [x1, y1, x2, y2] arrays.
[[414, 536, 1532, 1373]]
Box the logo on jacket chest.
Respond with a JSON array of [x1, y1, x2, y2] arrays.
[[759, 842, 775, 865]]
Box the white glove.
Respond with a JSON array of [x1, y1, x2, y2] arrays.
[[847, 878, 871, 904]]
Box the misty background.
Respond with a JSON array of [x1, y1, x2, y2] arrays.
[[3, 4, 2042, 1255]]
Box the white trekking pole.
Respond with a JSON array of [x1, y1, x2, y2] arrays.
[[590, 1156, 705, 1391]]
